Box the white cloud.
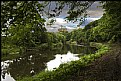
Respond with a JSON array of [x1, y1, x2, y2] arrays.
[[45, 17, 101, 32], [44, 1, 104, 32], [45, 18, 67, 27], [86, 17, 100, 21], [55, 18, 67, 24], [66, 26, 76, 29], [45, 18, 78, 32]]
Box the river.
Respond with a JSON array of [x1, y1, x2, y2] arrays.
[[1, 44, 97, 81]]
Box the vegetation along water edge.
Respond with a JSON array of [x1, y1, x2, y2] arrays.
[[16, 42, 110, 81]]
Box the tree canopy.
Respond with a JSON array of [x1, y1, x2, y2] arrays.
[[1, 1, 94, 28], [1, 1, 121, 55], [1, 1, 95, 51]]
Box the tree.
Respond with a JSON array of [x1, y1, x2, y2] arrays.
[[1, 1, 49, 50], [1, 1, 95, 51], [1, 1, 94, 28], [83, 20, 98, 31], [98, 1, 121, 42], [84, 1, 121, 43]]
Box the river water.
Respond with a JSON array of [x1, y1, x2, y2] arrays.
[[1, 44, 97, 81]]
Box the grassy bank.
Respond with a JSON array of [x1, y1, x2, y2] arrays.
[[16, 42, 110, 81]]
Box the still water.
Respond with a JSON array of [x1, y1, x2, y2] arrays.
[[1, 44, 97, 81]]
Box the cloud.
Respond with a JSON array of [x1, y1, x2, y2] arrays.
[[43, 1, 103, 18], [66, 26, 76, 29], [86, 17, 100, 21], [45, 17, 101, 32], [45, 18, 76, 32], [46, 18, 67, 25], [55, 18, 67, 24], [86, 1, 104, 18], [44, 1, 104, 32], [46, 28, 59, 32], [81, 17, 100, 26]]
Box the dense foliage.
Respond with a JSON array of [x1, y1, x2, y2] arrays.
[[1, 1, 94, 56], [67, 1, 121, 44], [1, 1, 121, 81]]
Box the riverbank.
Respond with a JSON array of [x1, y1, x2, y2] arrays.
[[17, 42, 110, 81], [1, 42, 63, 61], [67, 43, 121, 81]]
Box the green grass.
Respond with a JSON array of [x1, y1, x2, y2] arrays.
[[17, 42, 110, 81]]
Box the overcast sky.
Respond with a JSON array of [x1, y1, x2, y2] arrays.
[[44, 1, 104, 32]]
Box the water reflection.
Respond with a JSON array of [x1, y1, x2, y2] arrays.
[[1, 44, 97, 81], [46, 51, 79, 71], [1, 61, 15, 81], [1, 73, 15, 81]]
